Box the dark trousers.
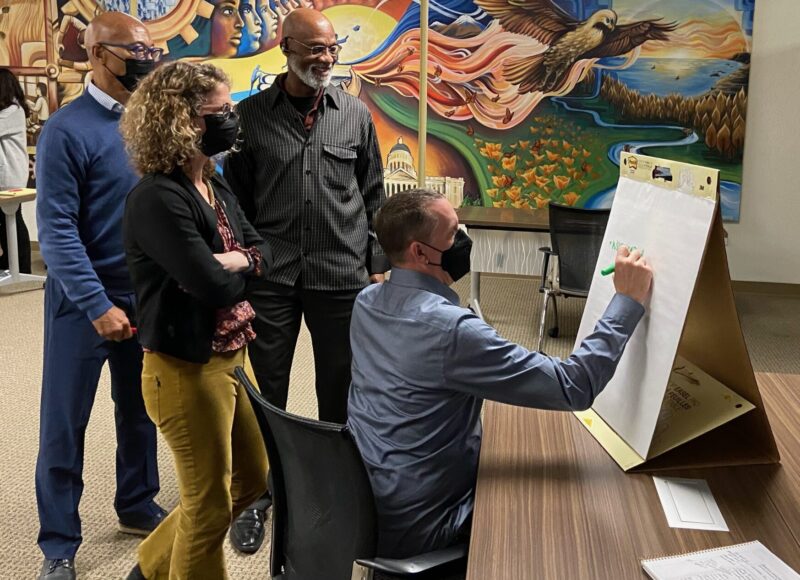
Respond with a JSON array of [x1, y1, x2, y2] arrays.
[[36, 279, 160, 559], [247, 279, 361, 424], [0, 207, 32, 273]]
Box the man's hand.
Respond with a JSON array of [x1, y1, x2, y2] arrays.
[[214, 251, 250, 273], [612, 246, 653, 305], [369, 273, 385, 284], [92, 305, 133, 341]]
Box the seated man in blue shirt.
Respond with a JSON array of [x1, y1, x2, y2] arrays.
[[347, 188, 653, 559]]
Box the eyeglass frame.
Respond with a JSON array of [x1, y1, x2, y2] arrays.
[[283, 37, 341, 57], [197, 102, 238, 122], [99, 42, 164, 62]]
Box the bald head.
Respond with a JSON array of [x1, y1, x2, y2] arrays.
[[85, 12, 151, 64], [282, 8, 334, 42], [86, 12, 153, 103]]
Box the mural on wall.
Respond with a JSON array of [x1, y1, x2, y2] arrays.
[[349, 0, 754, 221], [2, 0, 754, 220]]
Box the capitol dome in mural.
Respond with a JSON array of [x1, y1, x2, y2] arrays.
[[383, 138, 464, 208]]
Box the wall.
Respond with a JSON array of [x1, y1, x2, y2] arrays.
[[22, 1, 800, 285], [727, 0, 800, 283]]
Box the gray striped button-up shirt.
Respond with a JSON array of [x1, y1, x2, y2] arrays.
[[224, 78, 388, 291]]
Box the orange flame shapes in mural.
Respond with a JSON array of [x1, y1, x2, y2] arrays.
[[352, 21, 598, 130], [642, 18, 748, 59]]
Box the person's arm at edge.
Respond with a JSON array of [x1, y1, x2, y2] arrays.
[[356, 113, 389, 279], [443, 293, 645, 411], [36, 123, 113, 321]]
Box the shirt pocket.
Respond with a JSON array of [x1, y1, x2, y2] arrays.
[[322, 143, 358, 197]]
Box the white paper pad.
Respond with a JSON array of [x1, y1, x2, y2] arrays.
[[642, 541, 800, 580], [653, 476, 728, 531]]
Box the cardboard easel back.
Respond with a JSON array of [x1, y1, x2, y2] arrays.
[[631, 203, 780, 471], [575, 154, 779, 472]]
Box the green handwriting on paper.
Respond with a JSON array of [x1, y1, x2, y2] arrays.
[[609, 240, 645, 255]]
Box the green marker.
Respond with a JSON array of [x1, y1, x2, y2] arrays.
[[601, 264, 615, 276]]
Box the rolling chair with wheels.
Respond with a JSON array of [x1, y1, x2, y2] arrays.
[[537, 203, 610, 352]]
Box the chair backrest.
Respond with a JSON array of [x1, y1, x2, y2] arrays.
[[548, 203, 610, 296], [236, 368, 378, 580]]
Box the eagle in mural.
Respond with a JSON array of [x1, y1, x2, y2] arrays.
[[475, 0, 677, 94]]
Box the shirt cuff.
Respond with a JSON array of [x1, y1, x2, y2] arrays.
[[604, 293, 645, 335], [83, 292, 115, 322]]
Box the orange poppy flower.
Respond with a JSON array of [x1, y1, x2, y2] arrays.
[[502, 155, 517, 171], [533, 195, 548, 209], [492, 174, 513, 188], [554, 175, 571, 190], [479, 142, 503, 160]]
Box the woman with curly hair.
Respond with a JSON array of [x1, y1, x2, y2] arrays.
[[120, 60, 272, 580]]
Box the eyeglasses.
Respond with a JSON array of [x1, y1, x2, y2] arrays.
[[200, 103, 237, 121], [100, 42, 164, 62], [285, 37, 341, 57]]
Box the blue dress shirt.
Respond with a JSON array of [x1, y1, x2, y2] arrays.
[[347, 268, 644, 558]]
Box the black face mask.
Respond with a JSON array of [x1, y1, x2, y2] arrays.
[[104, 51, 155, 92], [200, 112, 239, 157], [420, 229, 473, 282]]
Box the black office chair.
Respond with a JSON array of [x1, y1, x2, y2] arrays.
[[234, 367, 468, 580], [537, 203, 610, 352]]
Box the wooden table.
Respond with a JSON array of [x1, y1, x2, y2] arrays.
[[456, 206, 549, 320], [467, 373, 800, 579], [0, 188, 46, 291]]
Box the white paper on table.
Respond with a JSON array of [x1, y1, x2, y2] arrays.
[[652, 476, 728, 531]]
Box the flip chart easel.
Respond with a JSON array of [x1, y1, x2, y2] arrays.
[[574, 153, 779, 471]]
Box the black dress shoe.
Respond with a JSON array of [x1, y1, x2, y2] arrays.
[[38, 558, 76, 580], [229, 508, 267, 554], [126, 563, 146, 580], [119, 504, 168, 536]]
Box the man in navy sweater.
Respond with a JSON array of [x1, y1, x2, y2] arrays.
[[35, 12, 165, 580]]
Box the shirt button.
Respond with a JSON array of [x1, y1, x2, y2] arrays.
[[305, 169, 311, 175], [305, 199, 311, 205]]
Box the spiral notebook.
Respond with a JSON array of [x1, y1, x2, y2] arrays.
[[641, 541, 800, 579]]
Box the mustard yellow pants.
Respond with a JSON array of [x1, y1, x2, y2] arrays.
[[137, 347, 268, 580]]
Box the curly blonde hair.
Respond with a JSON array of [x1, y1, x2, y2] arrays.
[[121, 61, 231, 177]]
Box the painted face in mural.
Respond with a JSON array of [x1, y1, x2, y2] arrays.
[[236, 0, 262, 56], [210, 0, 244, 58], [256, 0, 279, 51]]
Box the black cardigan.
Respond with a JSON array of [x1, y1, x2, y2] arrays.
[[124, 169, 272, 363]]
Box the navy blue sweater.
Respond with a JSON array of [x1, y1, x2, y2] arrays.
[[36, 91, 139, 321]]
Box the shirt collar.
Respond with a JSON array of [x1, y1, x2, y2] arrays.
[[87, 82, 125, 114], [387, 268, 461, 306], [267, 73, 341, 110]]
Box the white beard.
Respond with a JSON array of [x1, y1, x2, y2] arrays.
[[288, 56, 332, 91]]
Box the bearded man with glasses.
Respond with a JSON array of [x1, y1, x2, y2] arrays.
[[224, 7, 388, 555], [34, 12, 164, 580]]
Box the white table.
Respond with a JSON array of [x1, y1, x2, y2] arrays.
[[456, 207, 550, 320], [1, 188, 46, 291]]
